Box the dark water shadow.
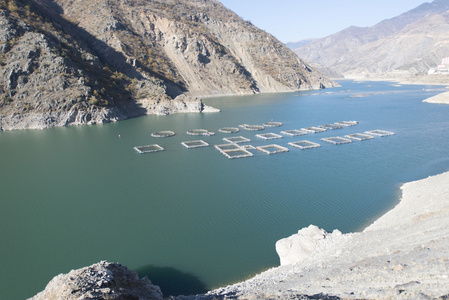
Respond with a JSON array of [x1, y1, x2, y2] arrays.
[[135, 265, 208, 297]]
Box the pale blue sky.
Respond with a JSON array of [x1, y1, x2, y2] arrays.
[[219, 0, 431, 43]]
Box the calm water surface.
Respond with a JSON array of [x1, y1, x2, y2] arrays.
[[1, 81, 449, 298]]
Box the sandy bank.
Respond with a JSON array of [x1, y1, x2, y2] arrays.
[[207, 171, 449, 299], [423, 91, 449, 104]]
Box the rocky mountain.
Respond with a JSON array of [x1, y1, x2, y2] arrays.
[[0, 0, 335, 130], [294, 0, 449, 79]]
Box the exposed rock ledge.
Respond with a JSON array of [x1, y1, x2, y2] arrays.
[[0, 95, 218, 131], [31, 171, 449, 299]]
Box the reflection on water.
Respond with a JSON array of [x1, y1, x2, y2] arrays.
[[136, 265, 207, 296]]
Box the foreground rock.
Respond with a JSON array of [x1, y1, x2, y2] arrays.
[[30, 261, 163, 300]]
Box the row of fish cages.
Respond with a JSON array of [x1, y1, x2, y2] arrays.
[[321, 130, 395, 145], [148, 120, 355, 140], [135, 129, 394, 158]]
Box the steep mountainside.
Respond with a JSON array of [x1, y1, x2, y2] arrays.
[[294, 0, 449, 79], [0, 0, 334, 130]]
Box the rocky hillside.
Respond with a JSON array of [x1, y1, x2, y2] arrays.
[[294, 0, 449, 79], [0, 0, 334, 130]]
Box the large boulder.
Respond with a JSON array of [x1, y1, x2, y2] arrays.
[[30, 261, 163, 300], [275, 225, 344, 266]]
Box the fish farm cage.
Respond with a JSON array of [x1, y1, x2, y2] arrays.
[[255, 133, 283, 140], [239, 124, 265, 131], [215, 144, 254, 159], [263, 121, 283, 127], [214, 143, 242, 151], [186, 129, 215, 136], [281, 129, 308, 136], [134, 144, 165, 153], [181, 140, 210, 149], [319, 124, 345, 130], [288, 140, 321, 150], [365, 130, 395, 137], [151, 131, 175, 137], [257, 144, 289, 155], [223, 136, 251, 144], [335, 121, 359, 127], [302, 127, 327, 133], [345, 133, 374, 141], [321, 137, 353, 145], [218, 127, 240, 134]]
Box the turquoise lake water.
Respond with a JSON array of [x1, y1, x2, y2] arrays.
[[1, 81, 449, 298]]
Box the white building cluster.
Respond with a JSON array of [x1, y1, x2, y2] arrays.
[[428, 57, 449, 74]]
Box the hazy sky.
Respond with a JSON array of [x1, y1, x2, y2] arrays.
[[218, 0, 431, 43]]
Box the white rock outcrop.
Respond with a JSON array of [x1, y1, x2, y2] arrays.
[[275, 225, 344, 266]]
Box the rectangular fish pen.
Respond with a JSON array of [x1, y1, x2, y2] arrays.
[[223, 136, 251, 144], [257, 144, 289, 155], [134, 144, 165, 153], [365, 130, 395, 137], [302, 127, 327, 133], [214, 143, 242, 152], [345, 133, 374, 141], [288, 140, 321, 150], [281, 129, 308, 136], [321, 137, 353, 145], [319, 124, 345, 130], [181, 140, 209, 149], [335, 121, 358, 127], [255, 133, 283, 140]]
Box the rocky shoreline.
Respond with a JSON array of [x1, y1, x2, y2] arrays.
[[205, 171, 449, 299], [30, 170, 449, 299]]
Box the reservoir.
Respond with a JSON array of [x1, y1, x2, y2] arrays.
[[1, 81, 449, 299]]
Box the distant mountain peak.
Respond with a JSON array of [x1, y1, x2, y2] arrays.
[[293, 0, 449, 80]]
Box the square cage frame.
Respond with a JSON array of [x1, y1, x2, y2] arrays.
[[257, 144, 289, 155], [321, 137, 353, 145], [364, 130, 395, 137], [181, 140, 209, 149], [223, 136, 251, 144], [134, 144, 165, 153], [288, 140, 321, 150], [255, 133, 283, 140], [281, 129, 308, 136], [345, 133, 374, 141]]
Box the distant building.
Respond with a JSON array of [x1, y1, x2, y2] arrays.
[[428, 57, 449, 74]]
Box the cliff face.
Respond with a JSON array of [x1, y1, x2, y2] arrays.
[[0, 0, 334, 130], [294, 0, 449, 79]]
